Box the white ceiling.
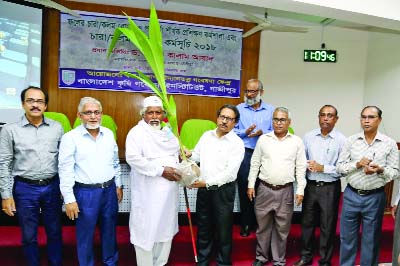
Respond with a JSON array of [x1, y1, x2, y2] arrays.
[[67, 0, 400, 34]]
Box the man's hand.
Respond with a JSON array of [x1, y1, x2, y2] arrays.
[[364, 163, 383, 175], [245, 124, 257, 137], [247, 188, 255, 201], [188, 180, 206, 189], [307, 160, 324, 173], [2, 198, 16, 216], [162, 166, 182, 181], [356, 157, 372, 169], [248, 129, 263, 138], [65, 202, 79, 220], [184, 148, 192, 158], [392, 205, 397, 219], [116, 187, 123, 203], [179, 148, 192, 161], [295, 194, 304, 206]]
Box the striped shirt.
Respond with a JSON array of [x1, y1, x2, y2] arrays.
[[336, 131, 399, 190]]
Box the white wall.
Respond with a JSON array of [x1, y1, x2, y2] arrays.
[[363, 32, 400, 204], [258, 26, 369, 138], [364, 32, 400, 141], [292, 0, 400, 22]]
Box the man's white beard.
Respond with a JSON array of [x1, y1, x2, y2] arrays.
[[150, 124, 161, 130], [85, 123, 100, 130], [82, 119, 101, 130], [244, 94, 261, 106], [149, 119, 161, 130]]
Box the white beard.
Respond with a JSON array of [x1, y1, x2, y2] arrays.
[[150, 124, 161, 130], [81, 118, 101, 130], [244, 94, 261, 106], [148, 119, 161, 130], [85, 123, 100, 130]]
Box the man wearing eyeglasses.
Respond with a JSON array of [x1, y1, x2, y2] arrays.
[[189, 104, 244, 266], [0, 86, 64, 266], [234, 79, 274, 237], [293, 105, 346, 266], [337, 106, 399, 266], [59, 97, 123, 266], [247, 107, 306, 266]]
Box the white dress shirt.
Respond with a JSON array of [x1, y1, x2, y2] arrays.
[[58, 125, 121, 204], [191, 129, 244, 187], [248, 132, 307, 195]]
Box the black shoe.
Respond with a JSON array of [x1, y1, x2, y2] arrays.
[[292, 258, 312, 266], [240, 225, 250, 237], [252, 259, 265, 266]]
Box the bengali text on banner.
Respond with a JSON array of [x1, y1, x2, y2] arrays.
[[59, 11, 243, 98]]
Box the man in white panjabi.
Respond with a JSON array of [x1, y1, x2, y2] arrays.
[[126, 96, 182, 266]]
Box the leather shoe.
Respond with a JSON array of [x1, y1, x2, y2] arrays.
[[240, 225, 250, 237], [252, 259, 265, 266], [293, 258, 312, 266]]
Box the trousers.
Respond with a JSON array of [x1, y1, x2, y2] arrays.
[[74, 182, 119, 266], [13, 177, 62, 266]]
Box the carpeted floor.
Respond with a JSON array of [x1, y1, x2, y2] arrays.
[[0, 214, 394, 266]]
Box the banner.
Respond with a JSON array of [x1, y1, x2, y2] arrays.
[[59, 11, 243, 98]]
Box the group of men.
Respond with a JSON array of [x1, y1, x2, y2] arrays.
[[234, 79, 399, 266], [0, 87, 122, 266], [0, 82, 399, 266], [0, 86, 244, 266]]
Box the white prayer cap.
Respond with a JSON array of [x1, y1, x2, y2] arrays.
[[143, 96, 163, 109]]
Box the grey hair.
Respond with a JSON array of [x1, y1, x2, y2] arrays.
[[139, 106, 166, 117], [274, 107, 291, 119], [247, 78, 264, 90], [78, 97, 102, 112]]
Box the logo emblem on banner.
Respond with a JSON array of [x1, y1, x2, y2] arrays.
[[61, 70, 76, 85]]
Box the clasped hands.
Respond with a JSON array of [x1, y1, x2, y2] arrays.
[[356, 157, 383, 175], [307, 160, 323, 172]]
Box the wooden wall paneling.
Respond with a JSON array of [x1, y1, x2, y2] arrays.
[[42, 1, 260, 157], [385, 181, 394, 212], [42, 8, 60, 111]]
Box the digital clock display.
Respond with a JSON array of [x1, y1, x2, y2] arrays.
[[304, 50, 337, 63]]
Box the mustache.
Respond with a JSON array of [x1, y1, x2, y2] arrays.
[[30, 107, 41, 111]]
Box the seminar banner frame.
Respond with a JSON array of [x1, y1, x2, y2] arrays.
[[59, 11, 243, 98]]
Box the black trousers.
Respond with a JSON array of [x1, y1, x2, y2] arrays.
[[237, 148, 256, 228], [300, 180, 341, 266], [196, 182, 235, 266]]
